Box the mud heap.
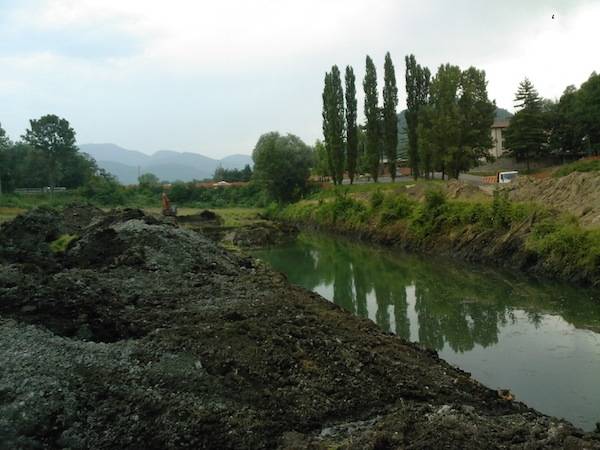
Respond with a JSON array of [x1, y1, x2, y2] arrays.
[[1, 206, 599, 449], [503, 171, 600, 228]]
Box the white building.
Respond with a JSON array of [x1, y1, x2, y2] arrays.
[[490, 119, 510, 158]]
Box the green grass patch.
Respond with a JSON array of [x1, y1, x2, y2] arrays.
[[0, 207, 26, 223], [527, 218, 600, 275], [50, 234, 78, 253], [554, 159, 600, 177], [309, 180, 441, 200]]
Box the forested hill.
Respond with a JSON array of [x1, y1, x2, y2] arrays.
[[495, 107, 513, 120], [79, 143, 253, 184]]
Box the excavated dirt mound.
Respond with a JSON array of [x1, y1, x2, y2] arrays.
[[503, 171, 600, 228], [1, 206, 599, 449], [178, 209, 225, 227], [445, 180, 488, 200]]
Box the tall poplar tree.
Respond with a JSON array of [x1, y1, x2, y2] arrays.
[[405, 54, 431, 179], [363, 55, 380, 181], [322, 66, 345, 184], [345, 66, 358, 184], [382, 52, 399, 181], [455, 67, 495, 176], [429, 64, 461, 179]]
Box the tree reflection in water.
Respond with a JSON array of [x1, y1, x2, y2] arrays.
[[253, 232, 600, 353]]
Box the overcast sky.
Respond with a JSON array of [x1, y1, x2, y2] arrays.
[[0, 0, 598, 158]]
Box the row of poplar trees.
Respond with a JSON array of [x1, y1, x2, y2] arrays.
[[322, 52, 399, 184], [322, 53, 496, 182], [405, 56, 496, 180]]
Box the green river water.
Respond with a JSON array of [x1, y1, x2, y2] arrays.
[[252, 232, 600, 431]]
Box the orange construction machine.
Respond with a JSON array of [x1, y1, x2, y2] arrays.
[[161, 193, 177, 217]]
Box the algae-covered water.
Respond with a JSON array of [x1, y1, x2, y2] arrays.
[[252, 232, 600, 431]]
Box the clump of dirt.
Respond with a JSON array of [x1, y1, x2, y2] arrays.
[[178, 209, 225, 227], [445, 180, 487, 200], [503, 171, 600, 228], [221, 222, 299, 249], [60, 202, 106, 233], [1, 205, 599, 449]]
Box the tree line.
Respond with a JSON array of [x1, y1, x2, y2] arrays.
[[505, 73, 600, 170], [321, 53, 400, 184], [0, 115, 115, 194], [319, 53, 497, 182], [320, 54, 600, 182], [212, 164, 252, 182]]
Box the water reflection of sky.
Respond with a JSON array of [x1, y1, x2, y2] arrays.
[[253, 233, 600, 431]]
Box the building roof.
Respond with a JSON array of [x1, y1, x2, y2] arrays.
[[492, 119, 510, 129]]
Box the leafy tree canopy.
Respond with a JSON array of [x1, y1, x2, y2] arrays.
[[138, 172, 161, 188], [21, 114, 80, 189], [252, 132, 313, 203]]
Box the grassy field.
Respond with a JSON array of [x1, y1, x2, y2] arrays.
[[143, 207, 264, 227], [0, 207, 25, 223], [0, 206, 264, 229], [312, 180, 444, 199]]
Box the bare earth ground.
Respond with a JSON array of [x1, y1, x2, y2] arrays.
[[502, 171, 600, 228], [1, 205, 599, 449]]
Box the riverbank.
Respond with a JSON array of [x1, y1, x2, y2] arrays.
[[270, 179, 600, 288], [1, 205, 599, 449]]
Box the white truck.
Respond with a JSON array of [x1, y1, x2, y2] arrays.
[[497, 171, 518, 183]]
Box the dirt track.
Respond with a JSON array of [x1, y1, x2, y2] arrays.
[[1, 206, 599, 449]]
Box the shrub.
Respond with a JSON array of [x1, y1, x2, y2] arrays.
[[528, 221, 600, 275], [554, 159, 600, 177], [370, 189, 384, 209], [488, 190, 511, 229], [379, 194, 415, 224]]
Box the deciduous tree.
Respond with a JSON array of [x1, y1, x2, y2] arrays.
[[22, 114, 78, 190], [138, 172, 160, 188], [363, 55, 380, 181], [576, 72, 600, 154], [345, 66, 358, 184], [383, 52, 399, 181], [405, 54, 431, 179], [322, 66, 345, 184], [252, 132, 313, 202]]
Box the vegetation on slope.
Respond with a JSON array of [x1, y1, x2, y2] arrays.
[[270, 188, 600, 286], [554, 158, 600, 177]]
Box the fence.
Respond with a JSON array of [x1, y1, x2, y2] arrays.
[[14, 187, 68, 195]]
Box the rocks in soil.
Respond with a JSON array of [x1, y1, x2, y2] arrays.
[[1, 205, 599, 449]]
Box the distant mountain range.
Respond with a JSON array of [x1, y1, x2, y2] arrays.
[[494, 107, 513, 120], [79, 143, 253, 184]]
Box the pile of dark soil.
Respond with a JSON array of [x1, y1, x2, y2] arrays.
[[1, 205, 598, 449], [221, 222, 299, 249], [178, 209, 224, 227]]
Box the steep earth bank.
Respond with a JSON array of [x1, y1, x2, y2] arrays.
[[281, 215, 599, 288], [1, 206, 599, 449], [274, 181, 600, 288], [503, 171, 600, 228]]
